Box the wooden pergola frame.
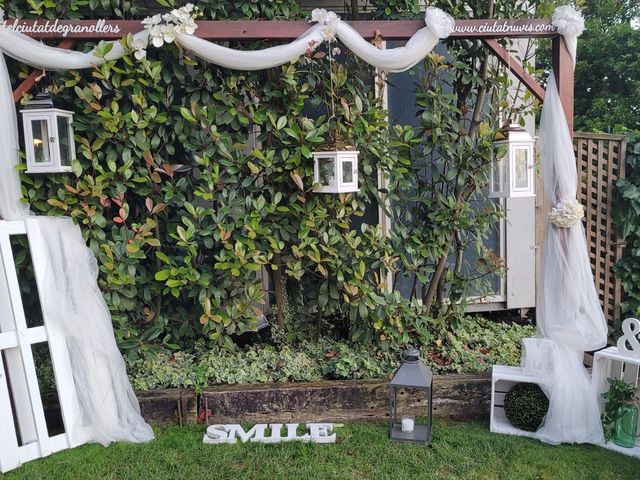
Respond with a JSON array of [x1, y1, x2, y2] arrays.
[[10, 18, 574, 133]]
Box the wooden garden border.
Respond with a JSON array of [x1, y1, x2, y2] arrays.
[[42, 373, 490, 427], [133, 373, 491, 426], [8, 17, 575, 133]]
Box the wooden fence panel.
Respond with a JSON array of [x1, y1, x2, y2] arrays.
[[574, 132, 626, 334]]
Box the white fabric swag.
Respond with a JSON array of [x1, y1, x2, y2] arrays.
[[0, 7, 453, 447], [178, 7, 454, 71]]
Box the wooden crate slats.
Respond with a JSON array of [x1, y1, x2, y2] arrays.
[[574, 133, 626, 333]]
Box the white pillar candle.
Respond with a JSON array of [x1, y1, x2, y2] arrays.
[[401, 418, 414, 433]]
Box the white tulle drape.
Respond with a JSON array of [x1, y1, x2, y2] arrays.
[[176, 25, 325, 71], [0, 53, 29, 221], [177, 6, 453, 72], [0, 32, 154, 446], [532, 75, 607, 445], [524, 7, 607, 445], [33, 217, 155, 445]]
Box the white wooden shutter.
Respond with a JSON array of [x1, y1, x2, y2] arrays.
[[0, 219, 82, 473]]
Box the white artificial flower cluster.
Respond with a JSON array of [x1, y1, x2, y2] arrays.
[[137, 3, 199, 59], [131, 36, 149, 61], [0, 8, 5, 22], [549, 198, 584, 228], [310, 8, 339, 42], [552, 5, 585, 38]]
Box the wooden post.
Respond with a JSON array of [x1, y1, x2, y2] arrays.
[[483, 39, 545, 103], [552, 35, 574, 137]]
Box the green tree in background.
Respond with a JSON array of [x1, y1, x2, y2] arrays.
[[574, 0, 640, 131]]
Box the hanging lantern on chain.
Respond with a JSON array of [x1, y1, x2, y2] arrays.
[[312, 138, 359, 193], [21, 90, 76, 174], [489, 124, 535, 198], [311, 40, 359, 194]]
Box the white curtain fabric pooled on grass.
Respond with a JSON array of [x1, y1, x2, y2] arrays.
[[0, 5, 453, 447], [526, 6, 608, 445]]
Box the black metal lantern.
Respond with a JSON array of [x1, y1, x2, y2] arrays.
[[20, 91, 76, 174], [389, 348, 433, 444]]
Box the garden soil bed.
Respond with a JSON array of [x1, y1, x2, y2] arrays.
[[136, 373, 491, 426]]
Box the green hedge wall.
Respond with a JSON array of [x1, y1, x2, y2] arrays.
[[5, 1, 532, 359]]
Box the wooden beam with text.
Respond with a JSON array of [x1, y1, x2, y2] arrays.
[[3, 16, 573, 133], [2, 18, 557, 40]]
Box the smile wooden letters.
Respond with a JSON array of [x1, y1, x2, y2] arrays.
[[203, 423, 337, 444]]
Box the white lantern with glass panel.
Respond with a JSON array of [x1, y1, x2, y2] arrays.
[[489, 124, 535, 198], [21, 92, 76, 174], [313, 148, 359, 193]]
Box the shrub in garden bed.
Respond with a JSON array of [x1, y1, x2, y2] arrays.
[[128, 317, 534, 391], [6, 0, 536, 386], [8, 0, 524, 363], [504, 382, 549, 432]]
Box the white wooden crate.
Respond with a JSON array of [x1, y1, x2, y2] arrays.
[[592, 346, 640, 458], [490, 365, 543, 438], [0, 219, 82, 473]]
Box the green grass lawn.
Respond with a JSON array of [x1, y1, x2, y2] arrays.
[[3, 420, 639, 480]]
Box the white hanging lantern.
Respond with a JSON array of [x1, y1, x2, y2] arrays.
[[313, 147, 359, 193], [489, 124, 535, 198], [20, 92, 76, 174]]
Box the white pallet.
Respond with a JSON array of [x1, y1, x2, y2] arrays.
[[599, 440, 640, 459], [490, 364, 544, 438], [0, 220, 82, 473], [592, 346, 640, 457]]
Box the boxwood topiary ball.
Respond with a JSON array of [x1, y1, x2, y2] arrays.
[[504, 382, 549, 432]]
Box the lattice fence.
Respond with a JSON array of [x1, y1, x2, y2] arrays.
[[574, 132, 627, 333]]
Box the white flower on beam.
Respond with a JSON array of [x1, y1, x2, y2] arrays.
[[311, 8, 328, 24], [141, 4, 200, 53], [182, 18, 198, 35], [310, 8, 339, 42], [549, 198, 584, 228], [552, 5, 585, 38], [162, 24, 177, 44], [325, 11, 338, 24], [321, 24, 337, 42], [142, 14, 162, 27]]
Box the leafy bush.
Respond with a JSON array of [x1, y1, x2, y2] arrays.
[[129, 316, 534, 391], [5, 0, 536, 360], [602, 377, 638, 441], [504, 382, 549, 432], [615, 130, 640, 319]]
